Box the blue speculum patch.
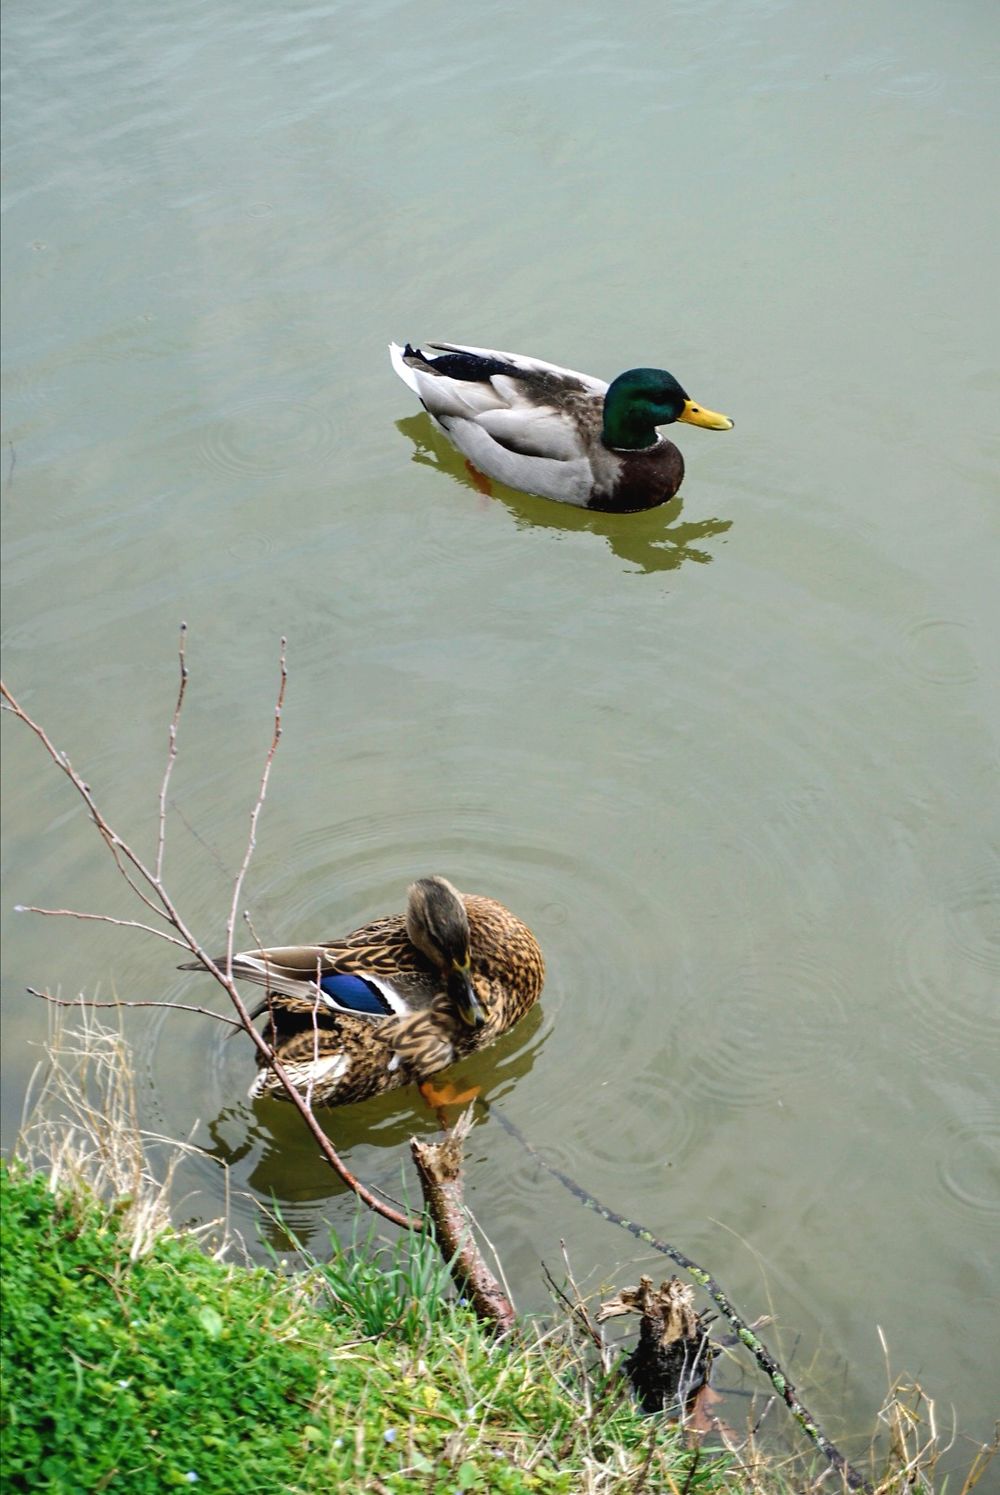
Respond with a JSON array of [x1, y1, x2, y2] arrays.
[[318, 970, 392, 1016]]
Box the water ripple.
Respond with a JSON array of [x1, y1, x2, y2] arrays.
[[898, 617, 980, 686], [891, 896, 1000, 1059], [196, 397, 338, 477], [944, 867, 1000, 975], [680, 949, 860, 1110], [872, 69, 947, 101], [840, 47, 948, 102], [935, 1117, 1000, 1218], [560, 1067, 698, 1175]]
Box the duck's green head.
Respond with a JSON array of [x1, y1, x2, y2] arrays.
[[407, 876, 486, 1029], [602, 368, 733, 451]]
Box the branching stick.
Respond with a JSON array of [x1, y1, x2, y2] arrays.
[[2, 639, 419, 1233]]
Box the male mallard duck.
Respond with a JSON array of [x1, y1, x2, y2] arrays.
[[183, 877, 544, 1108], [389, 340, 732, 513]]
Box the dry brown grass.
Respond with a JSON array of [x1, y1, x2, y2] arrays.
[[16, 1006, 228, 1261]]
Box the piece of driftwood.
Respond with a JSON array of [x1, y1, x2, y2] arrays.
[[410, 1108, 516, 1334], [599, 1275, 713, 1415]]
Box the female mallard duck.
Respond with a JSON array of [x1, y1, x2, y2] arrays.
[[185, 877, 544, 1108], [389, 340, 732, 513]]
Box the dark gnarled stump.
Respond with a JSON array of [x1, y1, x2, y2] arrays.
[[599, 1275, 713, 1415]]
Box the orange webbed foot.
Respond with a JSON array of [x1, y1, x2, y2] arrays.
[[419, 1078, 482, 1121], [464, 459, 493, 498]]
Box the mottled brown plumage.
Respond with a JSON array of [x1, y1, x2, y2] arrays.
[[185, 878, 544, 1107]]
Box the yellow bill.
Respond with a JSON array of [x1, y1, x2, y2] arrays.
[[678, 399, 733, 431]]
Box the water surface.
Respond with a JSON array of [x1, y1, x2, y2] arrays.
[[3, 0, 998, 1470]]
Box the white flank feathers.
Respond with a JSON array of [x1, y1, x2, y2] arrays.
[[248, 1051, 350, 1100], [388, 339, 608, 507]]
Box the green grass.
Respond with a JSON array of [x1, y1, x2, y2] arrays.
[[1, 1159, 746, 1495]]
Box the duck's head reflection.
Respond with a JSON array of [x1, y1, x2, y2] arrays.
[[395, 413, 732, 575]]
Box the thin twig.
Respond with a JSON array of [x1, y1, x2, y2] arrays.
[[3, 653, 422, 1234], [541, 1259, 605, 1357], [15, 905, 189, 949], [27, 987, 243, 1029], [225, 638, 286, 978], [103, 838, 176, 925], [156, 623, 188, 884]]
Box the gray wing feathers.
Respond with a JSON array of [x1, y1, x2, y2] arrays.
[[440, 416, 595, 506], [224, 949, 333, 1000], [414, 372, 508, 421], [474, 405, 583, 460]]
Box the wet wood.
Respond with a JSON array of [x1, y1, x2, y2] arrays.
[[411, 1107, 516, 1334]]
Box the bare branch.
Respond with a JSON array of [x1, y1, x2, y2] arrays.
[[541, 1259, 606, 1358], [4, 646, 422, 1235], [1, 681, 172, 925], [27, 987, 243, 1029], [156, 622, 189, 884], [225, 638, 287, 977], [15, 905, 189, 950]]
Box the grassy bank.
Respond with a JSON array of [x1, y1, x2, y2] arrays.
[[4, 1018, 984, 1495], [2, 1158, 744, 1494]]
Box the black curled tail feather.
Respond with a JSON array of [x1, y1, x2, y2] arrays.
[[404, 344, 520, 383]]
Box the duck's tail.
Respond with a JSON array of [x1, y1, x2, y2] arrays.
[[388, 340, 424, 393]]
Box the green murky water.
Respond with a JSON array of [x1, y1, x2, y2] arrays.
[[3, 0, 998, 1465]]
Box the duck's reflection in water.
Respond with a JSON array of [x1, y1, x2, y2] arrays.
[[395, 413, 732, 576], [203, 1005, 547, 1251]]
